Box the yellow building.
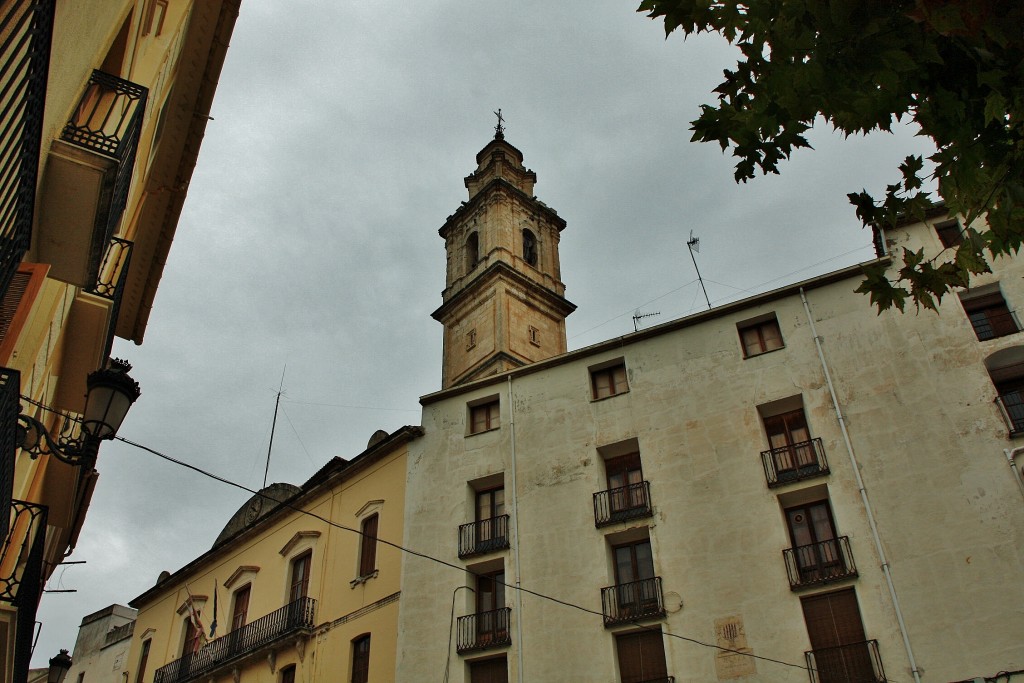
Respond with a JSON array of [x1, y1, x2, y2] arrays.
[[0, 2, 239, 681], [125, 427, 420, 683]]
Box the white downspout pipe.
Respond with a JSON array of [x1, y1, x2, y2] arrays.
[[799, 287, 922, 683], [507, 375, 525, 683], [1003, 447, 1024, 502]]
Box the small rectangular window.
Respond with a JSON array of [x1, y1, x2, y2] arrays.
[[469, 400, 500, 434], [231, 585, 250, 631], [935, 218, 964, 248], [359, 514, 378, 577], [289, 552, 311, 602], [135, 639, 151, 683], [591, 361, 628, 399], [469, 656, 508, 683], [739, 316, 784, 357], [351, 635, 371, 683], [280, 665, 295, 683], [960, 289, 1019, 341], [616, 629, 668, 683]]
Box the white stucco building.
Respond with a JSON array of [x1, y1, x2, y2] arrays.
[[395, 133, 1024, 683], [64, 605, 137, 683]]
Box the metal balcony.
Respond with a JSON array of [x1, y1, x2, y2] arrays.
[[783, 536, 858, 590], [456, 607, 511, 653], [805, 639, 886, 683], [458, 514, 510, 558], [761, 438, 829, 488], [0, 368, 20, 541], [153, 597, 316, 683], [593, 481, 653, 527], [1, 499, 48, 683], [601, 577, 665, 627], [86, 237, 132, 359], [0, 0, 54, 297], [37, 69, 147, 287]]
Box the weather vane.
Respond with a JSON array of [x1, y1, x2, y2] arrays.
[[494, 108, 505, 139]]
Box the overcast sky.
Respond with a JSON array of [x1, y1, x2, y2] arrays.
[[33, 0, 935, 666]]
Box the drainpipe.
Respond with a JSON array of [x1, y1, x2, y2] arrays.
[[1003, 447, 1024, 502], [506, 375, 525, 683], [799, 288, 922, 683]]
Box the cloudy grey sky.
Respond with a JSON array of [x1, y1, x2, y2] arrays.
[[33, 0, 935, 665]]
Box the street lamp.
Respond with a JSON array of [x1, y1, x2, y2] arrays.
[[17, 359, 141, 466], [47, 650, 72, 683]]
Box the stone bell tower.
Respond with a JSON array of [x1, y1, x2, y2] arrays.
[[432, 126, 575, 388]]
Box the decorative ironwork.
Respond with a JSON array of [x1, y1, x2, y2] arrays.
[[458, 514, 509, 558], [601, 577, 665, 627], [0, 0, 54, 299], [593, 480, 652, 527], [783, 536, 857, 590], [761, 438, 830, 488], [60, 69, 147, 277], [805, 639, 886, 683], [0, 368, 20, 541], [456, 606, 511, 653], [87, 237, 133, 360], [16, 407, 94, 465], [9, 499, 46, 683], [154, 597, 316, 683]]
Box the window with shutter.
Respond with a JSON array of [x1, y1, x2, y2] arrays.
[[358, 514, 378, 577], [615, 629, 668, 683]]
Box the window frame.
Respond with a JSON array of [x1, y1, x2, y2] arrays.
[[231, 584, 251, 632], [522, 228, 538, 267], [358, 513, 378, 578], [351, 634, 371, 683], [468, 398, 500, 435], [615, 628, 669, 683], [288, 551, 312, 603], [590, 360, 628, 400], [934, 218, 964, 248], [738, 315, 784, 358], [135, 639, 151, 683], [960, 287, 1019, 341]]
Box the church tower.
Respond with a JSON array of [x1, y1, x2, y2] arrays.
[[433, 126, 575, 388]]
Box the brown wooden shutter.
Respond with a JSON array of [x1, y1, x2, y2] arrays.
[[801, 588, 867, 650], [616, 629, 668, 683], [469, 657, 508, 683], [359, 514, 378, 576], [0, 270, 31, 342]]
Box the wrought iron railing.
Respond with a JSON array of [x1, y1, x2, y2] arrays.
[[761, 438, 829, 488], [0, 368, 20, 541], [458, 514, 509, 558], [601, 576, 665, 627], [783, 536, 857, 590], [456, 607, 511, 653], [995, 392, 1024, 436], [593, 480, 652, 527], [0, 0, 54, 299], [86, 237, 132, 360], [6, 499, 47, 683], [60, 69, 147, 277], [805, 639, 886, 683], [154, 597, 316, 683]]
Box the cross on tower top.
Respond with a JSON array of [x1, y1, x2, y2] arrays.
[[493, 108, 505, 139]]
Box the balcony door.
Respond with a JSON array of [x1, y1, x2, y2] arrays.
[[785, 501, 841, 583], [801, 589, 876, 683], [606, 453, 644, 513], [613, 539, 656, 613], [229, 585, 250, 653], [476, 487, 505, 547], [476, 570, 507, 642], [616, 629, 668, 683], [764, 409, 814, 474]]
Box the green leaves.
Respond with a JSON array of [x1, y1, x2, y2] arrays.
[[640, 0, 1024, 312]]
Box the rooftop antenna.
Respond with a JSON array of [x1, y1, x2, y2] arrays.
[[633, 309, 661, 332], [263, 365, 286, 489], [493, 108, 505, 139], [687, 231, 711, 310]]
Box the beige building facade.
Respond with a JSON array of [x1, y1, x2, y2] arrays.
[[0, 2, 239, 681], [125, 427, 420, 683], [395, 136, 1024, 682], [64, 604, 138, 683]]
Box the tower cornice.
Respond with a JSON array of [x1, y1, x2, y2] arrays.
[[430, 259, 576, 324], [439, 177, 565, 240]]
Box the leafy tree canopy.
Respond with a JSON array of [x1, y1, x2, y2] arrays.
[[639, 0, 1024, 312]]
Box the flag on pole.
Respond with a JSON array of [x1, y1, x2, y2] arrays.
[[209, 581, 219, 639], [183, 584, 209, 652]]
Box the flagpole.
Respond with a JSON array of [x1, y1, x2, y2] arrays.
[[263, 366, 286, 489], [687, 233, 711, 310]]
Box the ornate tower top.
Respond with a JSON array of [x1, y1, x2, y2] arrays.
[[432, 130, 575, 388]]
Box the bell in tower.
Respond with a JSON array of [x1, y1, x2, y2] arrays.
[[432, 117, 576, 388]]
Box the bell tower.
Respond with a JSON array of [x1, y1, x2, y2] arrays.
[[432, 127, 575, 388]]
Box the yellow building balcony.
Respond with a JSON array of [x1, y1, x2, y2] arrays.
[[36, 70, 146, 288], [153, 597, 317, 683]]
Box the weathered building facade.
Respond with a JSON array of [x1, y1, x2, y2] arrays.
[[0, 2, 239, 680], [395, 136, 1024, 683], [125, 427, 420, 683]]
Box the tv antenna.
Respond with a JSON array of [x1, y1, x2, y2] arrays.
[[633, 310, 661, 332], [687, 231, 711, 310]]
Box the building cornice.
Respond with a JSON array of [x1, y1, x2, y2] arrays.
[[431, 259, 576, 323], [438, 177, 565, 240]]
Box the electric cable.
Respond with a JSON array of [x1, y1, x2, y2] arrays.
[[113, 434, 814, 673]]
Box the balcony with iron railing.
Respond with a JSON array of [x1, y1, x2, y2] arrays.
[[805, 639, 886, 683], [456, 606, 511, 653], [601, 577, 665, 627], [1, 498, 48, 683], [783, 537, 858, 590], [0, 368, 20, 541], [761, 438, 829, 488], [153, 597, 316, 683], [458, 514, 510, 558], [37, 69, 147, 288], [86, 237, 133, 360], [593, 481, 652, 527]]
